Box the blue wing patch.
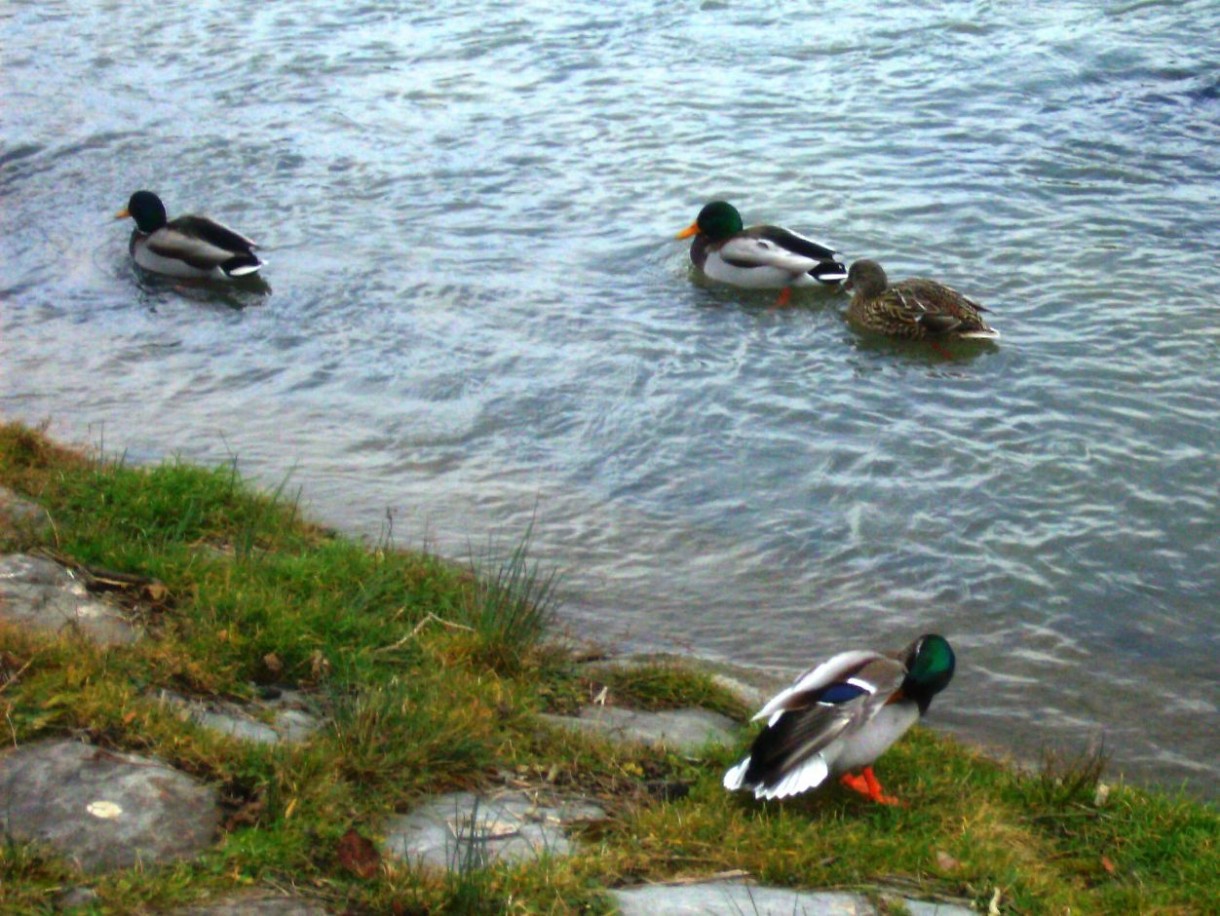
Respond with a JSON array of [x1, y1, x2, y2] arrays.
[[818, 682, 868, 705]]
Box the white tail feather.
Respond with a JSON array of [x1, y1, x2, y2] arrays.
[[227, 262, 264, 277], [723, 756, 751, 791], [755, 754, 830, 800]]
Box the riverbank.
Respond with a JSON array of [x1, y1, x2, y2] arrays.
[[0, 420, 1215, 913]]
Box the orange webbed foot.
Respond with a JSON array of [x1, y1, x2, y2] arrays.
[[839, 772, 871, 797], [861, 766, 902, 806], [774, 287, 793, 307], [842, 768, 903, 805]]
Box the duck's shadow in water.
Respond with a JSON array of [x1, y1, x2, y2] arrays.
[[846, 327, 1002, 367], [684, 273, 848, 315], [131, 267, 272, 312]]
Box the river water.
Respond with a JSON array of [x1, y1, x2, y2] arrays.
[[2, 0, 1217, 794]]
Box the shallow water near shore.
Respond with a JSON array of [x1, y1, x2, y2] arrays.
[[2, 1, 1217, 794]]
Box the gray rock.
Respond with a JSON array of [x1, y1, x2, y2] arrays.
[[611, 882, 977, 915], [55, 886, 100, 910], [154, 688, 321, 746], [382, 790, 604, 872], [0, 554, 138, 646], [897, 900, 976, 915], [168, 891, 331, 915], [709, 673, 774, 713], [0, 739, 218, 873], [0, 487, 52, 540], [539, 706, 737, 753], [611, 883, 875, 915], [582, 653, 789, 714]]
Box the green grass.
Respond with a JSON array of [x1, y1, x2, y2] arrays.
[[0, 420, 1216, 914]]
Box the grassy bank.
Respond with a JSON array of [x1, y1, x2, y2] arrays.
[[0, 421, 1215, 913]]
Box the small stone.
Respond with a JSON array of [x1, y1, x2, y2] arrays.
[[902, 899, 979, 916], [935, 849, 960, 871], [56, 886, 100, 910], [153, 688, 321, 746]]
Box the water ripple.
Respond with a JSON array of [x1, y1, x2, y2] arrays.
[[2, 0, 1217, 794]]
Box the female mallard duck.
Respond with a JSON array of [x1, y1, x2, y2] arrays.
[[676, 201, 846, 303], [844, 259, 998, 340], [115, 190, 264, 279], [724, 634, 955, 804]]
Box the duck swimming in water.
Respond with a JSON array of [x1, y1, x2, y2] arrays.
[[676, 201, 846, 304], [116, 190, 264, 279], [844, 259, 998, 340]]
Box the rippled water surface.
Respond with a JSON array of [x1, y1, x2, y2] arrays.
[[3, 0, 1218, 792]]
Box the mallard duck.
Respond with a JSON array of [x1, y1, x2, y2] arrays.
[[676, 201, 846, 304], [723, 634, 955, 804], [844, 259, 998, 340], [115, 190, 264, 279]]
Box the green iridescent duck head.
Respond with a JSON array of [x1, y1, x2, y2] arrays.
[[901, 633, 956, 713], [676, 201, 745, 240]]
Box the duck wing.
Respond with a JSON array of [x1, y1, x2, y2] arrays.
[[890, 279, 995, 335], [147, 216, 261, 273], [750, 225, 840, 263], [725, 651, 906, 798], [717, 234, 825, 275], [170, 215, 259, 251]]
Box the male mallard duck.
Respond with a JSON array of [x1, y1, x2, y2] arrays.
[[676, 201, 846, 304], [115, 190, 264, 279], [844, 259, 998, 340], [724, 634, 955, 804]]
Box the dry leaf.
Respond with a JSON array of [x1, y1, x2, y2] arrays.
[[263, 652, 283, 675], [223, 798, 266, 832], [1101, 854, 1117, 874], [310, 650, 332, 680], [935, 849, 960, 871], [337, 827, 380, 879]]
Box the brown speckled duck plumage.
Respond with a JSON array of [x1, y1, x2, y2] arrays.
[[845, 259, 999, 340]]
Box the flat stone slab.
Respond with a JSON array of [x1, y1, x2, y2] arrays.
[[539, 706, 737, 753], [611, 882, 975, 915], [154, 688, 321, 745], [0, 739, 218, 873], [0, 553, 138, 645], [383, 790, 604, 871], [167, 891, 331, 914]]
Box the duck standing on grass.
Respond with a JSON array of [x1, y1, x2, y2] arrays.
[[724, 634, 955, 805], [676, 201, 846, 305], [844, 259, 998, 340], [115, 190, 264, 279]]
